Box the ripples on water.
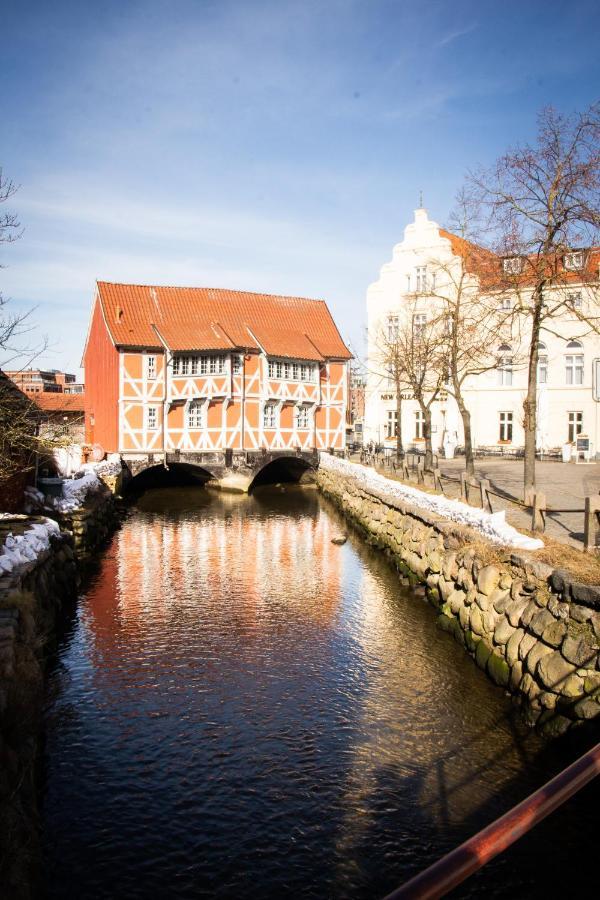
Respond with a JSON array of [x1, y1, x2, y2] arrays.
[[42, 486, 599, 898]]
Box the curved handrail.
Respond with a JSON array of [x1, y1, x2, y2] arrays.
[[383, 741, 600, 900]]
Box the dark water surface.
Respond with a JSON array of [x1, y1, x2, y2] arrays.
[[42, 486, 599, 899]]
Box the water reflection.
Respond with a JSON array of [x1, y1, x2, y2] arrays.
[[42, 486, 598, 900]]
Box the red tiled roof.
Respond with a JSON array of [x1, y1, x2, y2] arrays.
[[96, 282, 351, 360], [32, 392, 85, 413], [439, 229, 600, 289]]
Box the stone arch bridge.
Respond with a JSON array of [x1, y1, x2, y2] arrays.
[[122, 449, 320, 493]]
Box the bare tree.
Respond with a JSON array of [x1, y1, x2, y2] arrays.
[[467, 103, 600, 500], [369, 317, 408, 460], [392, 301, 446, 468], [0, 169, 68, 491], [428, 205, 518, 475]]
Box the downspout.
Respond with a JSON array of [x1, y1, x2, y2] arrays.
[[241, 352, 246, 453], [163, 348, 169, 470]]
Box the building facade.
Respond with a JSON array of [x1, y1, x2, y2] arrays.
[[83, 282, 350, 458], [365, 208, 600, 456], [4, 369, 84, 395]]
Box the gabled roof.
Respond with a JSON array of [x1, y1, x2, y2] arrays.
[[96, 282, 351, 361]]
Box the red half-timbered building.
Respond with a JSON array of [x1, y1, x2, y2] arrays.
[[83, 282, 351, 458]]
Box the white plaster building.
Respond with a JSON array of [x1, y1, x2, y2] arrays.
[[365, 207, 600, 458]]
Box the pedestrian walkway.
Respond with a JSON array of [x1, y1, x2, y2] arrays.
[[436, 458, 600, 549], [353, 453, 600, 550]]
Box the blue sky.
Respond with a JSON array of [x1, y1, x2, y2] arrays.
[[1, 0, 599, 374]]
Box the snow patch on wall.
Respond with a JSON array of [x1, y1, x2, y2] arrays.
[[320, 453, 544, 551], [0, 516, 60, 575]]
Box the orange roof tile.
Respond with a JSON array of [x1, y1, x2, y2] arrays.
[[439, 229, 600, 290], [33, 392, 85, 413], [96, 282, 351, 360]]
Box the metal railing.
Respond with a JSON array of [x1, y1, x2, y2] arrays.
[[383, 741, 600, 900]]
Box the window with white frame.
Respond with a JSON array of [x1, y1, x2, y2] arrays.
[[413, 313, 427, 338], [386, 410, 398, 438], [387, 315, 399, 342], [568, 292, 583, 310], [537, 343, 548, 384], [296, 405, 309, 428], [263, 403, 278, 428], [500, 297, 512, 310], [499, 411, 513, 442], [568, 411, 583, 443], [267, 360, 315, 382], [564, 251, 584, 271], [147, 406, 158, 430], [565, 341, 584, 385], [503, 257, 524, 275], [172, 354, 226, 376], [187, 400, 203, 429], [415, 409, 425, 439], [415, 266, 427, 293], [147, 355, 156, 380], [497, 344, 513, 385], [406, 274, 411, 293], [232, 355, 243, 374]]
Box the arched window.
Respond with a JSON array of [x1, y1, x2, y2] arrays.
[[497, 344, 513, 386], [537, 343, 548, 384], [187, 400, 203, 429], [565, 341, 584, 385]]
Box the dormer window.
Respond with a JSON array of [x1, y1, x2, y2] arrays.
[[503, 257, 524, 275], [564, 251, 584, 271]]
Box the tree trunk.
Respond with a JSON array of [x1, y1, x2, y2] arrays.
[[395, 385, 403, 460], [423, 405, 433, 469], [524, 293, 543, 504], [458, 399, 475, 476]]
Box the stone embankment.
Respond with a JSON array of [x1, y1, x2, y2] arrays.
[[318, 462, 600, 735], [0, 524, 79, 899], [0, 463, 123, 897]]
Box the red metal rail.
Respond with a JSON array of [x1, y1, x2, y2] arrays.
[[383, 741, 600, 900]]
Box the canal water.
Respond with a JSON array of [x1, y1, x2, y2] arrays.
[[42, 486, 598, 899]]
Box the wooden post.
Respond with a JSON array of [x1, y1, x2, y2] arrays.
[[584, 496, 600, 552], [532, 492, 546, 533], [402, 461, 410, 480], [460, 472, 468, 502], [433, 468, 444, 493], [417, 460, 425, 485], [480, 478, 492, 512]]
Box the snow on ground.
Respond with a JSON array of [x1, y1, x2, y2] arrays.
[[0, 517, 60, 575], [320, 453, 544, 551]]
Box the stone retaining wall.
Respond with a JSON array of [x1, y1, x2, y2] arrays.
[[56, 491, 119, 557], [318, 466, 600, 736], [0, 529, 79, 899]]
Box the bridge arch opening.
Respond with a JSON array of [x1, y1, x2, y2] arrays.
[[248, 456, 315, 491], [124, 462, 215, 495]]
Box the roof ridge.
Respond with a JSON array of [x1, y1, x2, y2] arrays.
[[96, 280, 326, 305]]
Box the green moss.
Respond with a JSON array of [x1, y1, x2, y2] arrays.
[[465, 630, 479, 653], [475, 639, 492, 670], [487, 652, 510, 688]]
